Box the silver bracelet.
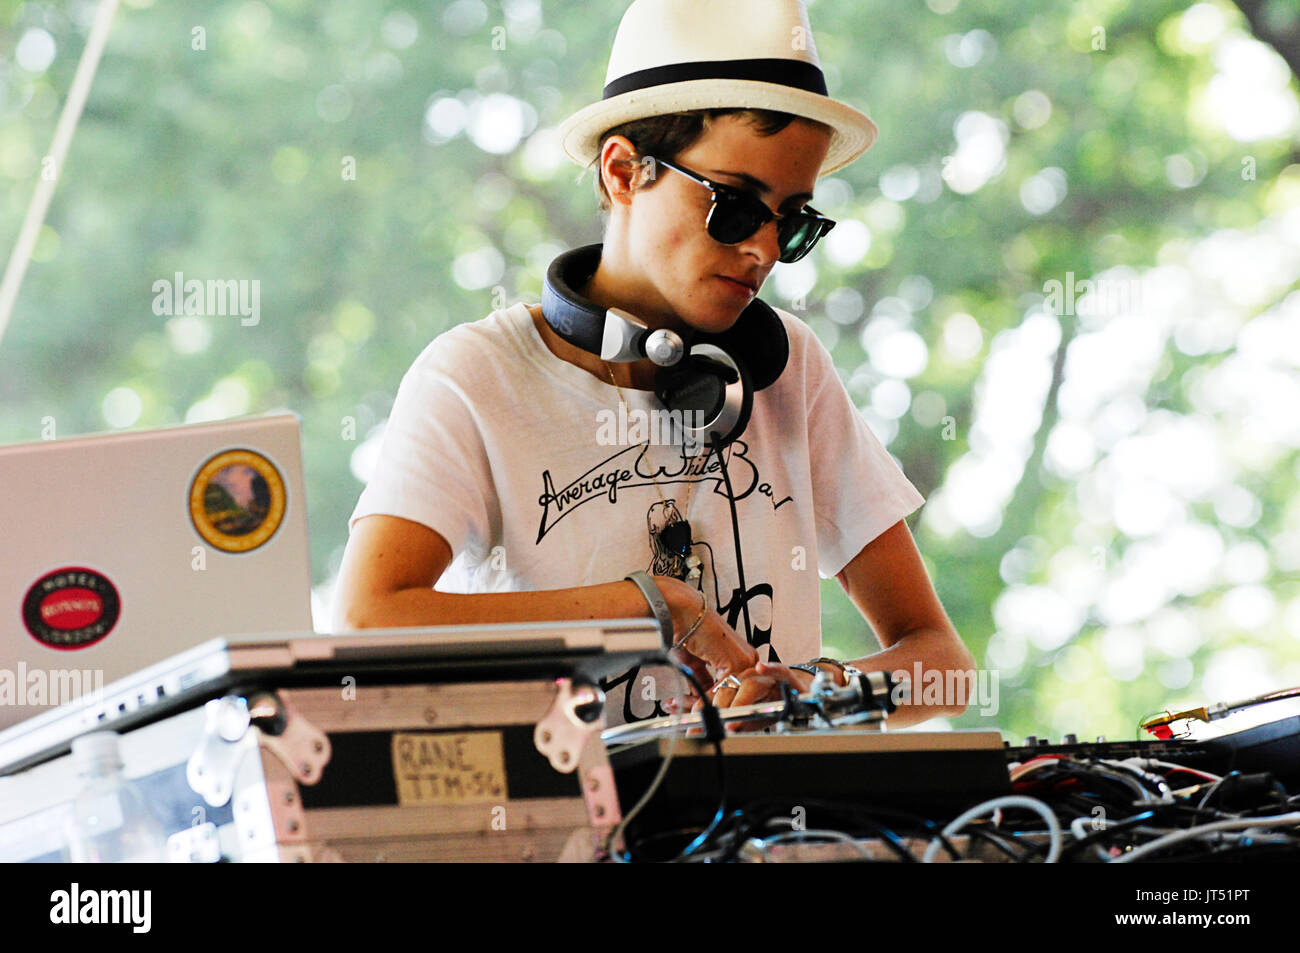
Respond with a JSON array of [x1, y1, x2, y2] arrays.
[[670, 589, 708, 651], [808, 657, 854, 685], [625, 571, 673, 647]]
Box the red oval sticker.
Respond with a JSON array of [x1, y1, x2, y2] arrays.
[[39, 587, 105, 630], [22, 567, 121, 650]]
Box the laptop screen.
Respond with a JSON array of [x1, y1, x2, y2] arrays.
[[0, 413, 313, 731]]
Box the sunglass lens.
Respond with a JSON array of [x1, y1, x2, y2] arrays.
[[708, 192, 766, 244], [706, 189, 832, 262], [778, 217, 822, 262]]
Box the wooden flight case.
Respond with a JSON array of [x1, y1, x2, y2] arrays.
[[0, 625, 662, 863]]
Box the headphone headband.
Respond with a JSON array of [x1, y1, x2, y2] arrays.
[[541, 244, 606, 353]]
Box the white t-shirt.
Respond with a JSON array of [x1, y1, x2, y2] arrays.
[[348, 300, 924, 723]]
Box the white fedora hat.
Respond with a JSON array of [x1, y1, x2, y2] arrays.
[[557, 0, 877, 178]]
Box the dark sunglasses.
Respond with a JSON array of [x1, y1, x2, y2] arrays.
[[648, 155, 835, 263]]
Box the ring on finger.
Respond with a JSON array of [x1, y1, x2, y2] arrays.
[[712, 674, 742, 694]]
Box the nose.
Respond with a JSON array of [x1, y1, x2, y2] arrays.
[[738, 216, 781, 267]]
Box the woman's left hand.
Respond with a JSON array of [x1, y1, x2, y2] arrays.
[[695, 662, 816, 723]]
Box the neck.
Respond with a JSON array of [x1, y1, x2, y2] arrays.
[[582, 246, 688, 339], [530, 304, 656, 391], [583, 241, 698, 389], [540, 241, 695, 391]]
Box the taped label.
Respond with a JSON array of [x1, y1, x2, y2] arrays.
[[391, 731, 508, 806]]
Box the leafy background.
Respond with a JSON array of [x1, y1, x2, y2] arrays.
[[3, 0, 1299, 742]]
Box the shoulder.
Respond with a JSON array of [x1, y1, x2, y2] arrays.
[[765, 303, 840, 388], [405, 302, 536, 380]]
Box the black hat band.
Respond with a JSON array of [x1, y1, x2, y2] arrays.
[[603, 57, 828, 100]]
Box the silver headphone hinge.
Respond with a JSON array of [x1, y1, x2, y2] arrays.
[[599, 307, 683, 366]]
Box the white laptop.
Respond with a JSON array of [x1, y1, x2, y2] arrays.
[[0, 620, 666, 776], [0, 413, 313, 732]]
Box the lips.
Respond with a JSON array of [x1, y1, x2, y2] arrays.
[[718, 275, 758, 292]]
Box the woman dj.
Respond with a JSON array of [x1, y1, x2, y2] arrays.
[[333, 0, 975, 727]]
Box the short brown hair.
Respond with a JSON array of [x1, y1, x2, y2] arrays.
[[589, 108, 833, 212]]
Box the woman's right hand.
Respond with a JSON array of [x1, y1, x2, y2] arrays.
[[653, 575, 757, 696]]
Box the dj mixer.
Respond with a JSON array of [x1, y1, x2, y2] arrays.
[[601, 673, 1300, 863]]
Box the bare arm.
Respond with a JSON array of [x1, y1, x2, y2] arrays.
[[830, 519, 976, 726], [331, 514, 757, 678], [713, 519, 976, 729]]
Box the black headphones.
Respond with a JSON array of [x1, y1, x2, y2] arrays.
[[540, 244, 788, 447]]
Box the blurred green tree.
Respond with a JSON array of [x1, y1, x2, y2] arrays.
[[2, 0, 1298, 742]]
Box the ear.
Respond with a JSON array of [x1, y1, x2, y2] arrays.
[[599, 136, 652, 206]]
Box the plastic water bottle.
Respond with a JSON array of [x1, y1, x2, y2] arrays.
[[64, 732, 168, 863]]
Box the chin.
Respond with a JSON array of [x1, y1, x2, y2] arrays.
[[678, 315, 734, 340], [681, 299, 746, 336]]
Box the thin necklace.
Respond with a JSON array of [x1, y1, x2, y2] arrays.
[[605, 360, 705, 581]]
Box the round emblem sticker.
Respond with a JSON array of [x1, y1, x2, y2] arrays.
[[189, 449, 287, 554], [23, 567, 121, 650]]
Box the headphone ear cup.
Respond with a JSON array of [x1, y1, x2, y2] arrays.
[[692, 298, 788, 391], [655, 352, 753, 447], [723, 357, 755, 445]]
